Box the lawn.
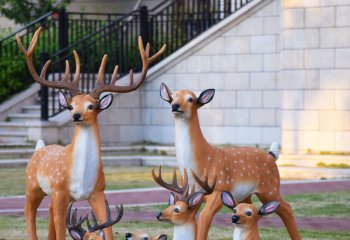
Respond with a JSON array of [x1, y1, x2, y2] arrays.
[[0, 216, 349, 240], [0, 166, 175, 196]]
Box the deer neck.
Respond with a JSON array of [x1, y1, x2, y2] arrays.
[[233, 225, 259, 240], [174, 112, 210, 184], [173, 220, 196, 240], [70, 121, 101, 200]]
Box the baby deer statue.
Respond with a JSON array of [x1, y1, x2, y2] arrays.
[[125, 233, 167, 240], [66, 200, 123, 240], [160, 83, 300, 240], [221, 192, 280, 240], [17, 27, 165, 240], [151, 167, 216, 240]]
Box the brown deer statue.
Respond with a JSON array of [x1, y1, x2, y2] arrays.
[[159, 83, 301, 240], [17, 27, 165, 240]]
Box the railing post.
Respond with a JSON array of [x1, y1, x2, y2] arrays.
[[140, 6, 149, 47], [58, 7, 68, 71], [40, 52, 50, 121]]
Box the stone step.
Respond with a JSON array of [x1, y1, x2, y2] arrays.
[[0, 131, 29, 144], [7, 113, 40, 122], [278, 154, 350, 167], [278, 166, 350, 180], [0, 122, 28, 132]]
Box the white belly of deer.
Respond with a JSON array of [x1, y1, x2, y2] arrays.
[[232, 182, 257, 202], [173, 225, 195, 240], [175, 119, 197, 184], [70, 126, 99, 200]]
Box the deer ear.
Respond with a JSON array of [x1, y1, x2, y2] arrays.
[[98, 94, 113, 111], [68, 230, 84, 240], [189, 192, 204, 208], [158, 234, 168, 240], [58, 91, 71, 109], [221, 191, 236, 209], [259, 201, 280, 216], [160, 83, 173, 103], [169, 193, 176, 205], [196, 89, 215, 106]]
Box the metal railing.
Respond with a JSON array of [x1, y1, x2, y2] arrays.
[[1, 0, 254, 119]]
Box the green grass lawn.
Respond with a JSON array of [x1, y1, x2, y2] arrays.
[[0, 166, 175, 196], [0, 216, 349, 240]]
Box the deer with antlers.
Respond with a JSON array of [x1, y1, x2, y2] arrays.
[[159, 83, 301, 240], [221, 192, 280, 240], [66, 200, 123, 240], [151, 166, 216, 240], [17, 27, 165, 240]]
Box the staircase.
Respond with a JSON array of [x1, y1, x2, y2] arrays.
[[0, 0, 255, 146]]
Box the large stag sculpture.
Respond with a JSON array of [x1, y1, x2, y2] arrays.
[[17, 27, 165, 240]]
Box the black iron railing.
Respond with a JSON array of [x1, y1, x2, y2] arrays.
[[2, 0, 254, 119]]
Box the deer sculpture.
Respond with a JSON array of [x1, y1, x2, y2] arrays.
[[151, 166, 216, 240], [66, 200, 123, 240], [125, 233, 168, 240], [17, 27, 165, 240], [159, 83, 301, 240], [221, 191, 280, 240]]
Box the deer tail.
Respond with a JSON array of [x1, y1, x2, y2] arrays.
[[268, 142, 279, 161]]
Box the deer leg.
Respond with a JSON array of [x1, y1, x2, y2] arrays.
[[197, 191, 223, 240], [88, 191, 114, 240], [257, 193, 301, 240], [51, 192, 70, 240], [48, 203, 56, 240], [25, 189, 45, 240]]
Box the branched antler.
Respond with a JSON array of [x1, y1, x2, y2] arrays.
[[87, 200, 123, 232], [89, 36, 166, 99], [16, 27, 82, 96], [66, 202, 88, 236], [191, 168, 217, 195], [151, 166, 189, 195]]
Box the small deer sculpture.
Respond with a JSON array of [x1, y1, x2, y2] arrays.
[[66, 200, 123, 240], [125, 233, 168, 240], [17, 27, 165, 240], [221, 191, 280, 240], [151, 167, 216, 240], [159, 83, 300, 240]]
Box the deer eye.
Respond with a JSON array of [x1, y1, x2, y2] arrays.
[[174, 208, 180, 213], [246, 211, 252, 216], [188, 97, 193, 103], [88, 104, 93, 110], [233, 209, 237, 214]]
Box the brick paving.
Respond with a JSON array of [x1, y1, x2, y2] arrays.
[[0, 180, 349, 231]]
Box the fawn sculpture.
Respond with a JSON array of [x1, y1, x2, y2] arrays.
[[221, 191, 280, 240], [152, 167, 216, 240], [159, 83, 301, 240], [17, 27, 165, 240], [66, 200, 123, 240], [125, 233, 168, 240]]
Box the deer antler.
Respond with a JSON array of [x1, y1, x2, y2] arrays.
[[66, 202, 88, 236], [191, 169, 217, 195], [16, 27, 82, 96], [151, 166, 189, 195], [86, 200, 123, 232], [89, 36, 166, 99]]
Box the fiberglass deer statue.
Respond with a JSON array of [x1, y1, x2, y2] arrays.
[[151, 166, 216, 240], [125, 233, 168, 240], [159, 83, 301, 240], [17, 27, 165, 240], [221, 191, 280, 240], [66, 200, 123, 240]]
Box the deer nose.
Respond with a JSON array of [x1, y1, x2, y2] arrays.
[[172, 104, 180, 112], [232, 215, 240, 224], [73, 113, 81, 121], [125, 233, 132, 238], [156, 211, 162, 220]]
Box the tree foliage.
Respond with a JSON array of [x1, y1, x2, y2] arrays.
[[0, 0, 70, 24]]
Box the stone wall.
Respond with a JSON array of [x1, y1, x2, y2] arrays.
[[280, 0, 350, 153]]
